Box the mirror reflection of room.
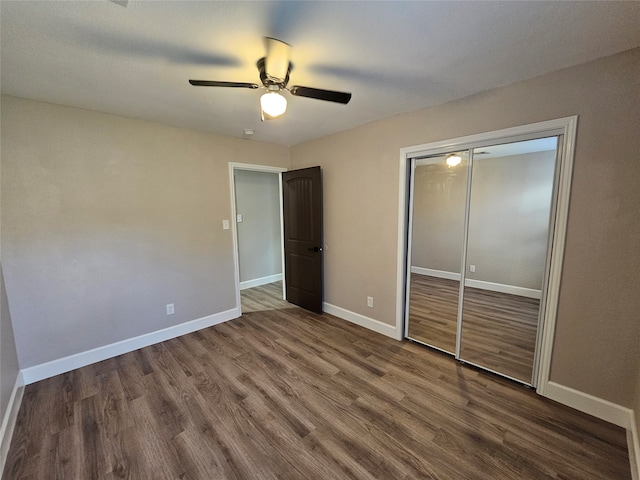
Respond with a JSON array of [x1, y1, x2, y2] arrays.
[[407, 151, 469, 354], [406, 137, 558, 385], [460, 138, 557, 383]]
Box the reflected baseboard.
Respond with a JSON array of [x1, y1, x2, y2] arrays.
[[410, 267, 541, 299]]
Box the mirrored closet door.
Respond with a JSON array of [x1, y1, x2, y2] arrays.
[[459, 138, 558, 383], [405, 136, 560, 386], [406, 151, 469, 354]]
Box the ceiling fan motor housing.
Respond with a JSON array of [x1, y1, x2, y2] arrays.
[[257, 57, 292, 90]]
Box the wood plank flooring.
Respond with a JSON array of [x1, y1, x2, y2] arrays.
[[407, 275, 459, 353], [461, 286, 539, 383], [407, 274, 539, 382], [3, 283, 630, 479], [240, 281, 291, 313]]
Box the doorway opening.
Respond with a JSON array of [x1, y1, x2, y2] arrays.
[[229, 163, 325, 316], [229, 163, 287, 313], [396, 117, 577, 393]]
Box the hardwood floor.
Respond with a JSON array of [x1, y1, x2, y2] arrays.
[[4, 283, 630, 479], [407, 274, 539, 383], [461, 286, 539, 383], [407, 275, 459, 353], [240, 281, 291, 313]]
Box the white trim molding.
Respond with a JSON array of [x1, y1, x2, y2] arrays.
[[629, 410, 640, 480], [0, 372, 25, 475], [240, 273, 283, 290], [323, 303, 398, 340], [544, 381, 640, 479], [228, 162, 288, 311], [21, 308, 240, 385], [544, 381, 632, 428], [627, 410, 640, 480], [544, 382, 639, 479]]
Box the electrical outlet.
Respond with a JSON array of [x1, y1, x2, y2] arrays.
[[166, 303, 175, 315], [469, 264, 476, 273], [367, 296, 374, 308], [222, 219, 230, 230]]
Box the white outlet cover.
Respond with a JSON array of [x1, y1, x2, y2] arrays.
[[222, 219, 230, 230]]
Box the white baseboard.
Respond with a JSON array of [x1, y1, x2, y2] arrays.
[[465, 279, 541, 300], [411, 267, 541, 299], [411, 266, 459, 281], [544, 381, 632, 428], [21, 307, 241, 385], [629, 410, 640, 480], [240, 273, 283, 290], [0, 372, 25, 475], [543, 382, 639, 478], [323, 303, 398, 339]]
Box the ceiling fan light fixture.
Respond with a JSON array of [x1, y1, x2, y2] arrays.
[[260, 91, 287, 117], [446, 154, 462, 167]]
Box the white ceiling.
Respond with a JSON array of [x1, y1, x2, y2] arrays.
[[2, 1, 639, 147]]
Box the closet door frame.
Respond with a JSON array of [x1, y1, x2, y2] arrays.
[[396, 116, 578, 394]]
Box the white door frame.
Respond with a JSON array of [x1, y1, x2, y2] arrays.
[[395, 116, 578, 394], [228, 163, 288, 312]]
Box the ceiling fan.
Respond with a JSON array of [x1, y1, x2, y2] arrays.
[[189, 37, 352, 120]]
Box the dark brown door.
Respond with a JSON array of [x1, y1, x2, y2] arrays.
[[282, 166, 323, 313]]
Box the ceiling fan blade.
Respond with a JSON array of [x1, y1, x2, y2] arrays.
[[289, 86, 352, 104], [189, 80, 259, 89], [264, 37, 291, 83]]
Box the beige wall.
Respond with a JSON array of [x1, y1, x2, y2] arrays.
[[1, 95, 289, 369], [290, 48, 640, 407], [234, 170, 282, 283]]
